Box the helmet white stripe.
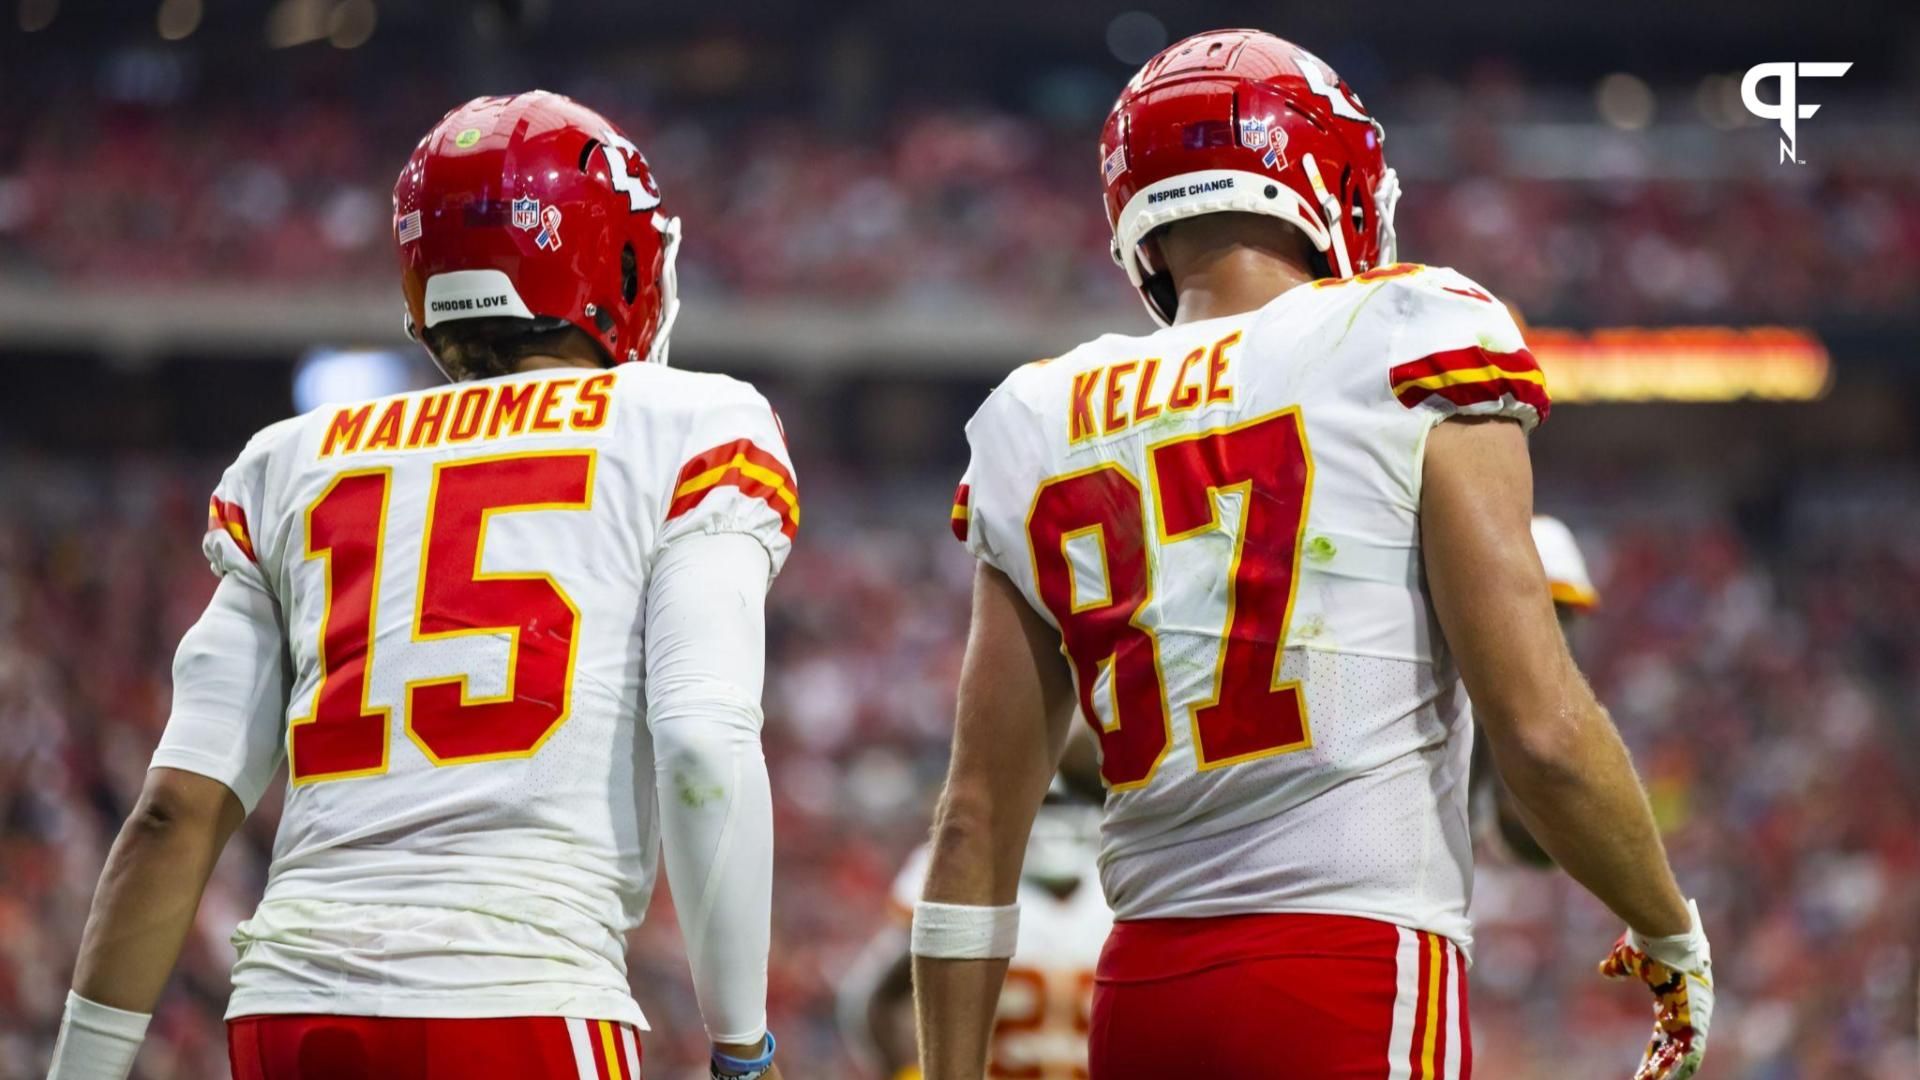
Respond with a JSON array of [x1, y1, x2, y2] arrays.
[[1112, 168, 1333, 326]]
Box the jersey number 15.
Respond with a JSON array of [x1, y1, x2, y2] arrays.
[[289, 451, 594, 785]]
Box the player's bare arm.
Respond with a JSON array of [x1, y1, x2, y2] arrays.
[[1423, 417, 1686, 932], [52, 565, 288, 1078], [1475, 515, 1603, 868], [54, 767, 243, 1074], [70, 768, 242, 1012], [912, 563, 1075, 1080], [1423, 415, 1714, 1078]]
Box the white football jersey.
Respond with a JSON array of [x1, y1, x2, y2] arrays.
[[892, 844, 1111, 1079], [155, 363, 797, 1025], [952, 264, 1548, 951]]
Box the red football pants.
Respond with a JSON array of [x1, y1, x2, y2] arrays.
[[227, 1014, 642, 1080], [1089, 913, 1469, 1080]]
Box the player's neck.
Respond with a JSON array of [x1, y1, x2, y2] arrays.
[[1170, 247, 1316, 324], [513, 354, 606, 374]]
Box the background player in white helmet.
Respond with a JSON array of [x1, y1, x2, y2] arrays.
[[50, 93, 788, 1080], [910, 29, 1712, 1080], [845, 734, 1108, 1080], [845, 774, 1108, 1080]]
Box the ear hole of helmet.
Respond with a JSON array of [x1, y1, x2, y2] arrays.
[[577, 138, 602, 173], [1144, 269, 1179, 324], [1134, 233, 1180, 323], [621, 242, 638, 304]]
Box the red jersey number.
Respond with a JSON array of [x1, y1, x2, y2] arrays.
[[1026, 408, 1314, 789], [289, 451, 594, 784]]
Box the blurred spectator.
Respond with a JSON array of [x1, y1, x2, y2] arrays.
[[3, 96, 1916, 325], [2, 454, 1917, 1078]]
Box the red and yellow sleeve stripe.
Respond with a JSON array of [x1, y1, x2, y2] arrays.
[[207, 495, 258, 564], [949, 483, 970, 543], [1389, 344, 1550, 424], [666, 439, 800, 541]]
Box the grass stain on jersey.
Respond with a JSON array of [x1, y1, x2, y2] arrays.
[[1305, 535, 1338, 562], [676, 771, 725, 809], [1336, 281, 1395, 344]]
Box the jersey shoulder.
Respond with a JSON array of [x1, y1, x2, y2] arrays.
[[620, 365, 801, 560], [964, 334, 1139, 445], [204, 414, 306, 582], [1277, 263, 1511, 345], [232, 412, 310, 473], [608, 362, 774, 420], [1286, 263, 1548, 429], [607, 364, 791, 488]]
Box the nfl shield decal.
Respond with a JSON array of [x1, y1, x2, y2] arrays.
[[512, 196, 540, 232]]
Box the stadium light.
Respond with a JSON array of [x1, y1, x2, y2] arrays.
[[156, 0, 201, 41], [1596, 73, 1656, 130], [265, 0, 326, 47], [293, 347, 423, 413], [1531, 326, 1830, 403], [328, 0, 376, 49]]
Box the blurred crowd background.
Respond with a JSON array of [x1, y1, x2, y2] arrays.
[[4, 1, 1919, 1078]]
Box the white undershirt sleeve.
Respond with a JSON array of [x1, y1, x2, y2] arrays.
[[149, 573, 290, 812], [645, 530, 775, 1046]]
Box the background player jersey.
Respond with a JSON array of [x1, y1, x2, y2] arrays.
[[155, 363, 798, 1025], [891, 844, 1111, 1079], [952, 264, 1547, 950]]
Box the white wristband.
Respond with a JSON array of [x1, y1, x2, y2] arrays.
[[910, 900, 1021, 959], [1629, 898, 1712, 973], [48, 990, 151, 1080]]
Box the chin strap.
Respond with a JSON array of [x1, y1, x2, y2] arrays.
[[1301, 152, 1353, 278], [1375, 167, 1402, 265], [645, 213, 684, 365]]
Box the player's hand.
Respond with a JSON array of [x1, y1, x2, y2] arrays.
[[1598, 899, 1714, 1080]]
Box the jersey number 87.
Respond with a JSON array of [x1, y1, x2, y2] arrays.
[[1025, 408, 1312, 791]]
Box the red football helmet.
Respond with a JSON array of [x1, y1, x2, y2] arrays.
[[1099, 30, 1401, 324], [393, 91, 681, 374]]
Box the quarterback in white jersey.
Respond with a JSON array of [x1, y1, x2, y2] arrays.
[[912, 30, 1713, 1080], [54, 93, 790, 1080]]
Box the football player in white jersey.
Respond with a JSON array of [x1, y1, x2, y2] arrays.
[[847, 773, 1109, 1080], [911, 30, 1712, 1080], [51, 93, 787, 1080]]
